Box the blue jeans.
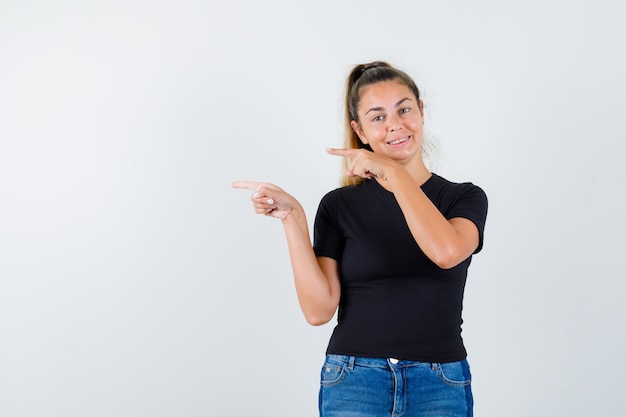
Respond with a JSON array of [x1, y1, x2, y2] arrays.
[[319, 355, 473, 417]]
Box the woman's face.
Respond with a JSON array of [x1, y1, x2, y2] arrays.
[[351, 80, 424, 165]]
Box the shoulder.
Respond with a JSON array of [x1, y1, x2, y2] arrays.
[[428, 174, 489, 252], [426, 173, 487, 202], [319, 180, 374, 204], [316, 181, 380, 221], [424, 174, 488, 220]]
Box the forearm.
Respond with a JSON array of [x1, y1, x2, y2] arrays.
[[386, 169, 471, 269], [281, 207, 340, 325], [232, 180, 341, 323]]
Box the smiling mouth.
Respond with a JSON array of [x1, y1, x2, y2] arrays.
[[388, 136, 409, 145]]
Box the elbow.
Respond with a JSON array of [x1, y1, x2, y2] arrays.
[[430, 247, 464, 270], [303, 310, 335, 326], [433, 259, 459, 270], [306, 317, 330, 326]]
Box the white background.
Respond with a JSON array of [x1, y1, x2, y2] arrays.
[[1, 1, 625, 416]]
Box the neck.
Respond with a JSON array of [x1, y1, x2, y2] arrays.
[[410, 165, 433, 186], [407, 155, 431, 183]]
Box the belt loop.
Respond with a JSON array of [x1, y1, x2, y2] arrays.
[[347, 356, 356, 370]]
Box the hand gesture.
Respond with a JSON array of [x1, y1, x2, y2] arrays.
[[326, 147, 397, 181], [231, 181, 300, 221]]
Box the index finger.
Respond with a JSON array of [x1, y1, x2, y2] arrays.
[[326, 147, 358, 157], [231, 180, 264, 191]]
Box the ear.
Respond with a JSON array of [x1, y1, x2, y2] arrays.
[[350, 120, 368, 144], [418, 99, 425, 117]]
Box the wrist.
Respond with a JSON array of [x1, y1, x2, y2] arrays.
[[378, 164, 405, 192], [281, 203, 304, 224]]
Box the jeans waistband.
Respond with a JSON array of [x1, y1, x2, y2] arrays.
[[325, 354, 434, 369]]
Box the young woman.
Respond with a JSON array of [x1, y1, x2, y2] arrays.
[[233, 61, 488, 417]]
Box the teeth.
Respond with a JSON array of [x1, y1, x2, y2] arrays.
[[389, 137, 408, 145]]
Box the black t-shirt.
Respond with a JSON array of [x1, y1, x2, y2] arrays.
[[313, 174, 488, 362]]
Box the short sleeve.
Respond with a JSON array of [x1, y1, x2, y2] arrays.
[[445, 184, 488, 254], [313, 190, 344, 260]]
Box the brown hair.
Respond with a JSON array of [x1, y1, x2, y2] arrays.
[[341, 61, 423, 186]]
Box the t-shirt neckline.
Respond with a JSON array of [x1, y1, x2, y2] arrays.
[[367, 173, 438, 196]]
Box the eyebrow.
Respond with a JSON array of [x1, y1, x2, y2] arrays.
[[364, 97, 413, 115]]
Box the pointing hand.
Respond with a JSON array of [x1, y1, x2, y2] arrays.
[[232, 180, 300, 221]]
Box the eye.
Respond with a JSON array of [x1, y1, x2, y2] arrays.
[[371, 115, 384, 122], [399, 107, 411, 114]]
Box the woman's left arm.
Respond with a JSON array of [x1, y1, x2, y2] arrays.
[[327, 147, 479, 269], [387, 168, 479, 269]]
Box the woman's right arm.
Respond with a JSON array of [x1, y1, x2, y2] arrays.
[[232, 181, 341, 326]]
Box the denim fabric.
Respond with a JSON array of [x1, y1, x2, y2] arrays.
[[319, 355, 473, 417]]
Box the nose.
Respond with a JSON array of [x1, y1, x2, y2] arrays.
[[387, 113, 402, 131]]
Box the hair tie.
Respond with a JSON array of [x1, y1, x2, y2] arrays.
[[353, 62, 386, 83]]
